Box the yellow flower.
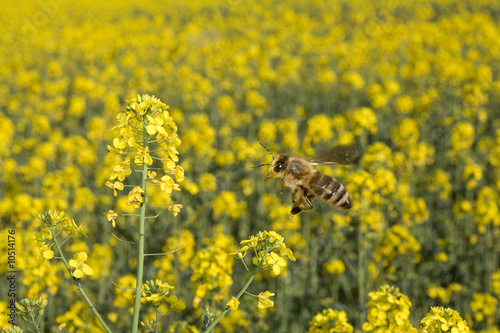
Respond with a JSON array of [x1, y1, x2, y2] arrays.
[[146, 115, 167, 137], [106, 137, 127, 159], [166, 146, 179, 162], [324, 259, 346, 275], [68, 252, 94, 278], [420, 307, 469, 333], [145, 293, 166, 307], [153, 175, 179, 193], [35, 227, 53, 244], [351, 107, 378, 135], [162, 156, 176, 169], [226, 297, 240, 311], [38, 243, 54, 262], [141, 280, 176, 308], [105, 210, 118, 227], [470, 293, 497, 324], [199, 173, 217, 192], [435, 252, 449, 262], [342, 72, 365, 90], [109, 159, 131, 181], [134, 146, 153, 166], [105, 181, 124, 197], [451, 121, 475, 151], [127, 186, 145, 208], [168, 204, 183, 216], [254, 252, 287, 275], [258, 291, 275, 309], [171, 165, 185, 182], [240, 235, 261, 250], [363, 285, 417, 332], [308, 308, 353, 333], [394, 95, 413, 114], [304, 114, 333, 145], [257, 120, 277, 142], [212, 191, 246, 220], [392, 118, 420, 148], [463, 163, 482, 190]]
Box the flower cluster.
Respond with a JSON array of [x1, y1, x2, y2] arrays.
[[419, 307, 469, 333], [469, 293, 498, 324], [141, 279, 185, 311], [427, 283, 462, 305], [35, 211, 89, 274], [363, 285, 417, 332], [372, 224, 422, 278], [190, 245, 235, 308], [230, 231, 296, 276], [307, 308, 353, 333], [105, 94, 183, 217], [16, 297, 48, 325]]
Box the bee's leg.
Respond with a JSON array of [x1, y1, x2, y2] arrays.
[[291, 187, 303, 203], [290, 190, 315, 219], [301, 188, 315, 209], [280, 178, 285, 194], [304, 194, 314, 207]]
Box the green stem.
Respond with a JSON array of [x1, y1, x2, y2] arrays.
[[131, 126, 149, 332], [204, 254, 267, 333], [51, 227, 112, 332], [58, 234, 73, 247], [241, 257, 250, 273], [28, 308, 40, 333], [155, 306, 160, 333], [357, 210, 366, 328]]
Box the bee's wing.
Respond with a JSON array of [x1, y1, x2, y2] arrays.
[[308, 144, 361, 165]]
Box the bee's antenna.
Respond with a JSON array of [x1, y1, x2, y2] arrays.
[[251, 162, 271, 169], [252, 143, 275, 169], [259, 142, 274, 161]]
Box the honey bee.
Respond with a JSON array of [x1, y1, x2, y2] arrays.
[[253, 143, 360, 217]]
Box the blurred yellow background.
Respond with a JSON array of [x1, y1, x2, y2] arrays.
[[1, 0, 500, 331]]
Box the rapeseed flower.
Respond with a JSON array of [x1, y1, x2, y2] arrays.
[[68, 252, 94, 278], [470, 293, 497, 324], [323, 259, 346, 275], [363, 285, 417, 332], [307, 308, 353, 333], [226, 297, 240, 311], [257, 291, 275, 309], [451, 122, 475, 151], [420, 307, 469, 332]]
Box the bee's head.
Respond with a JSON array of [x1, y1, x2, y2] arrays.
[[252, 143, 288, 179], [264, 153, 289, 179]]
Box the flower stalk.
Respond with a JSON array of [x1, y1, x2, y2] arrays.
[[204, 231, 295, 332], [204, 257, 264, 333], [131, 123, 149, 332], [43, 215, 112, 333]]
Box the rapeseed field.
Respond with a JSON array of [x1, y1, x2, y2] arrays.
[[1, 0, 500, 332]]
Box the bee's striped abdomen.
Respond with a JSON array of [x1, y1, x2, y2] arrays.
[[308, 171, 352, 210]]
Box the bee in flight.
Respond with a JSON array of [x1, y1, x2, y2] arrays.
[[253, 143, 360, 218]]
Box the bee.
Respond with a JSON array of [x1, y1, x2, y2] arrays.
[[253, 143, 360, 218]]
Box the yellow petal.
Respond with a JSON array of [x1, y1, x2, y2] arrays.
[[43, 250, 54, 259], [75, 252, 88, 262], [82, 264, 94, 276], [226, 297, 240, 311], [73, 269, 84, 279], [146, 124, 156, 135], [68, 259, 78, 269]]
